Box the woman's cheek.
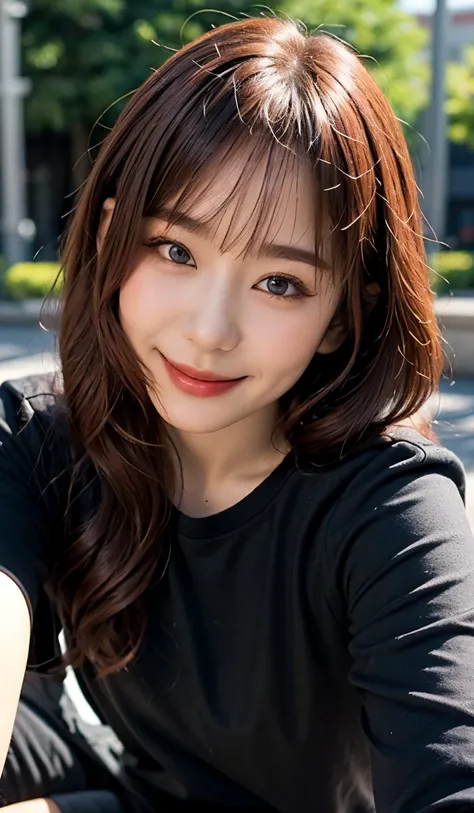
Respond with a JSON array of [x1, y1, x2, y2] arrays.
[[119, 263, 160, 336]]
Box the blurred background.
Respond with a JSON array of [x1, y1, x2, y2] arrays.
[[0, 0, 473, 525]]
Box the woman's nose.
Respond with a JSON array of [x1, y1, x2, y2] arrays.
[[184, 285, 241, 353]]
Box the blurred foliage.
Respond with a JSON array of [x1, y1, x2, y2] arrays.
[[447, 46, 474, 150], [3, 262, 63, 300], [22, 0, 430, 156], [430, 250, 474, 295], [0, 256, 6, 299], [23, 0, 228, 140]]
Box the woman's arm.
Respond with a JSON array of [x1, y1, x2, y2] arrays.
[[0, 575, 58, 810], [6, 802, 61, 812], [0, 572, 30, 777], [329, 440, 474, 812]]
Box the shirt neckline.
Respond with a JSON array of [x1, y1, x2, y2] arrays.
[[174, 449, 297, 539]]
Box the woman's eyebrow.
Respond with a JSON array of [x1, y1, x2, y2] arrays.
[[262, 243, 330, 269], [151, 209, 215, 241], [150, 209, 330, 269]]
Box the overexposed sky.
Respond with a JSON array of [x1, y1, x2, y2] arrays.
[[400, 0, 473, 12]]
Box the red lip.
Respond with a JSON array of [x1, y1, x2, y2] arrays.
[[165, 357, 241, 382], [162, 355, 245, 398]]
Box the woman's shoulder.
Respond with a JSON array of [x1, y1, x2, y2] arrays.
[[0, 374, 74, 491], [331, 424, 464, 487], [300, 424, 465, 490], [296, 425, 467, 543], [355, 425, 465, 492], [316, 425, 470, 552], [299, 427, 473, 619]]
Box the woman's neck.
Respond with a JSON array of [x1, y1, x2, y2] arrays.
[[167, 403, 289, 517]]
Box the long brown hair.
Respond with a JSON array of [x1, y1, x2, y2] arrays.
[[55, 15, 443, 674]]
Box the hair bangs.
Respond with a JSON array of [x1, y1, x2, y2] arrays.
[[145, 108, 325, 262]]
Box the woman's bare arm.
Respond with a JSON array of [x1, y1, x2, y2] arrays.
[[0, 574, 58, 809], [0, 571, 31, 776], [5, 802, 61, 812]]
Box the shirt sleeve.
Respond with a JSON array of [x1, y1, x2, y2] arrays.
[[330, 437, 474, 813]]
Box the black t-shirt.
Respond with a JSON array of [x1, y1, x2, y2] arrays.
[[2, 398, 474, 813]]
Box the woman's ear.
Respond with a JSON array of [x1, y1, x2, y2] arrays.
[[317, 281, 381, 355], [362, 282, 381, 315], [317, 297, 348, 355], [96, 197, 116, 253], [317, 315, 347, 355]]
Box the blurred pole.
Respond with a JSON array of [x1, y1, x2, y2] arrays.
[[426, 0, 449, 254], [0, 0, 30, 266]]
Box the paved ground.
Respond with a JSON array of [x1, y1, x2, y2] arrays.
[[432, 378, 474, 526], [0, 324, 473, 525], [0, 324, 57, 380]]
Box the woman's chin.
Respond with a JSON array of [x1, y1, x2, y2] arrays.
[[150, 399, 246, 436]]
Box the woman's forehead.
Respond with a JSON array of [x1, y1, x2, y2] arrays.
[[160, 149, 318, 254]]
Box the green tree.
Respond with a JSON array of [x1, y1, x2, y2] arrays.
[[446, 45, 474, 150], [22, 0, 218, 181], [279, 0, 429, 142], [22, 0, 430, 174]]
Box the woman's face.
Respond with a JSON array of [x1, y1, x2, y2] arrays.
[[116, 157, 343, 435]]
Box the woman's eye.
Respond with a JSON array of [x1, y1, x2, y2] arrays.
[[256, 275, 306, 299], [166, 243, 192, 265], [146, 239, 194, 266]]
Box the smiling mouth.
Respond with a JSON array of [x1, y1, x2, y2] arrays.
[[163, 356, 244, 382], [161, 354, 247, 398]]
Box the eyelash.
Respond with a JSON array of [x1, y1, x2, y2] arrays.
[[143, 237, 312, 301]]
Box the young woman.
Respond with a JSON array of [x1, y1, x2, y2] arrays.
[[1, 14, 474, 813]]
